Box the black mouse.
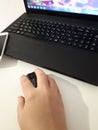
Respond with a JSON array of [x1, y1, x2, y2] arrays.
[[27, 72, 37, 88]]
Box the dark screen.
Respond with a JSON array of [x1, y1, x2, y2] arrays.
[[0, 35, 6, 55]]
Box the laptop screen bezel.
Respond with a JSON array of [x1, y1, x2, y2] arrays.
[[24, 0, 98, 21]]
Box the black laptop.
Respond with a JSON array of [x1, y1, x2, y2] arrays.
[[3, 0, 98, 86]]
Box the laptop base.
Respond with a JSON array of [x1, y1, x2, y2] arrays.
[[4, 13, 98, 86]]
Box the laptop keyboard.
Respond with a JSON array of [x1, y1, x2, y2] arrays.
[[7, 17, 98, 52]]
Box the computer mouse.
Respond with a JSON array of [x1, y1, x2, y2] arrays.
[[27, 72, 37, 88]]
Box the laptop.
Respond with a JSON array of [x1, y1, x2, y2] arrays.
[[3, 0, 98, 86]]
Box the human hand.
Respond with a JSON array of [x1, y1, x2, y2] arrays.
[[17, 69, 67, 130]]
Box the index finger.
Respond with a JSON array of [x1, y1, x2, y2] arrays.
[[35, 69, 49, 89], [20, 75, 35, 98]]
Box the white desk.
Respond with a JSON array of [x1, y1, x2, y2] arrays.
[[0, 1, 98, 130]]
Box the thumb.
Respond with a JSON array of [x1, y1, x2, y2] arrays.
[[17, 96, 25, 114]]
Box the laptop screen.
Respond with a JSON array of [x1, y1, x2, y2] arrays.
[[26, 0, 98, 16]]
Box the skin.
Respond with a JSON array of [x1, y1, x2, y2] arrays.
[[17, 69, 67, 130]]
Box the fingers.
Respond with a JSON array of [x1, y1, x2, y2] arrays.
[[48, 76, 61, 95], [48, 76, 57, 89], [35, 69, 60, 95], [35, 69, 49, 89], [20, 69, 49, 99], [17, 96, 25, 114], [20, 75, 35, 98], [20, 69, 59, 99]]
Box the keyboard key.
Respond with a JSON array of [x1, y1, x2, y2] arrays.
[[6, 17, 98, 53]]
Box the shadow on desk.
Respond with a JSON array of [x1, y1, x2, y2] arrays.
[[0, 55, 18, 68], [50, 74, 90, 130]]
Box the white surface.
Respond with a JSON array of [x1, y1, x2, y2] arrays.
[[0, 1, 98, 130]]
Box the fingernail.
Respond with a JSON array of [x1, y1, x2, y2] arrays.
[[20, 75, 28, 82], [36, 68, 44, 73], [21, 75, 26, 79], [18, 96, 23, 103]]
